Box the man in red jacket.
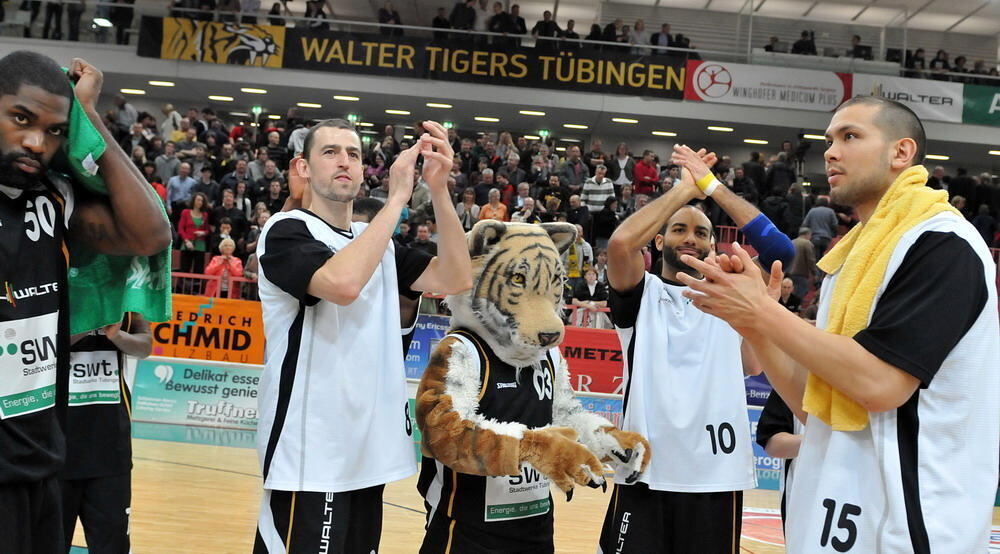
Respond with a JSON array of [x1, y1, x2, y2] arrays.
[[633, 150, 659, 196]]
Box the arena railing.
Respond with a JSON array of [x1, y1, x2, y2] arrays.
[[5, 0, 997, 86]]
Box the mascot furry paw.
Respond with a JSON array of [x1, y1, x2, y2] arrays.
[[415, 220, 650, 553]]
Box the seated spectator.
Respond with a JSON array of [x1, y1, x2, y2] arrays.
[[593, 249, 609, 284], [455, 188, 481, 231], [791, 30, 816, 55], [778, 277, 802, 313], [510, 196, 541, 224], [479, 188, 509, 221], [209, 217, 236, 256], [204, 239, 244, 298], [570, 268, 609, 328], [410, 224, 438, 255]]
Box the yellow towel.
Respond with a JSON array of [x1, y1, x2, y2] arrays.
[[805, 165, 960, 431]]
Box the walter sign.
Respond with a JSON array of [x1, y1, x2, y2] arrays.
[[685, 60, 851, 112]]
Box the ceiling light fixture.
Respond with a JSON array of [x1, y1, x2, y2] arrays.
[[560, 138, 582, 143], [385, 109, 411, 115], [707, 125, 734, 132], [93, 17, 113, 27], [802, 134, 827, 141], [357, 122, 374, 127], [120, 88, 146, 95], [241, 87, 267, 94], [924, 154, 950, 160], [208, 95, 234, 102], [989, 150, 1000, 156], [474, 116, 500, 122], [555, 146, 566, 151], [520, 110, 546, 116], [743, 139, 769, 145], [267, 114, 282, 120], [297, 102, 322, 108], [426, 102, 453, 109], [612, 117, 639, 124], [148, 80, 175, 87], [651, 131, 677, 137], [523, 135, 541, 140], [229, 112, 250, 117], [563, 123, 588, 129], [334, 95, 360, 101]]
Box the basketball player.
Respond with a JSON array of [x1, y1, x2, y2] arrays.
[[253, 119, 471, 553], [598, 147, 794, 553], [678, 97, 999, 552], [62, 313, 152, 553], [0, 52, 170, 553]]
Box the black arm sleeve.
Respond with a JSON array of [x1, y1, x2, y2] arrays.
[[259, 219, 335, 304], [756, 390, 795, 450], [853, 231, 989, 387], [608, 275, 647, 329], [395, 240, 435, 297]]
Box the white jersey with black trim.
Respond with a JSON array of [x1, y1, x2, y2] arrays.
[[612, 272, 756, 492], [785, 212, 1000, 553], [255, 210, 418, 493]]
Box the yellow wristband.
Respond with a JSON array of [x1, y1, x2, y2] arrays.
[[695, 173, 720, 196]]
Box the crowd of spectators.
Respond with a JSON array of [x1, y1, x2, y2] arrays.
[[763, 31, 999, 83], [103, 94, 998, 320]]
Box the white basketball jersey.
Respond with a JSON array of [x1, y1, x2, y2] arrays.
[[256, 210, 415, 492], [614, 272, 756, 492], [785, 213, 1000, 553]]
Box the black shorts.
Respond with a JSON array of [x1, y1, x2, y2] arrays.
[[419, 508, 554, 554], [61, 472, 131, 554], [254, 485, 385, 553], [0, 476, 65, 554], [598, 483, 743, 554]]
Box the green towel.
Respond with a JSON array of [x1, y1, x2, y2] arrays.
[[54, 74, 172, 334]]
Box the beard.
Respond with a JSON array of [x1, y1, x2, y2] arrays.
[[829, 157, 891, 207], [661, 244, 709, 277], [0, 150, 45, 191], [313, 174, 359, 203]]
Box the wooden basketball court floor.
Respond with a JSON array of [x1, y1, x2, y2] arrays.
[[69, 425, 1000, 553]]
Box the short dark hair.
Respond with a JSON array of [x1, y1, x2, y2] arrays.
[[352, 197, 384, 222], [0, 51, 73, 102], [303, 119, 358, 160], [836, 96, 926, 164], [219, 217, 232, 226]]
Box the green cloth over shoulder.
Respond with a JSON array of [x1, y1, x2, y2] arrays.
[[53, 73, 172, 334]]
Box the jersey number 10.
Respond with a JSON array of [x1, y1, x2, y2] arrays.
[[704, 422, 736, 455]]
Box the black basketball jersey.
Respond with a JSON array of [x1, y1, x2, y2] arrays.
[[0, 178, 74, 484], [62, 314, 133, 480], [418, 330, 557, 548]]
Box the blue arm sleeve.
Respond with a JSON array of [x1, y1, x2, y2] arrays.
[[741, 214, 796, 269]]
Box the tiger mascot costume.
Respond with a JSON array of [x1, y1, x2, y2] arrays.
[[416, 220, 650, 553]]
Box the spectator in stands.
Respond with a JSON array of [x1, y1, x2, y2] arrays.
[[220, 159, 251, 192], [510, 196, 542, 224], [629, 19, 651, 55], [778, 277, 802, 314], [585, 23, 603, 46], [267, 1, 286, 25], [177, 192, 211, 276], [110, 0, 135, 46], [509, 4, 527, 44], [287, 120, 311, 158], [905, 48, 927, 77], [571, 267, 609, 327], [540, 173, 571, 208], [265, 131, 288, 170], [241, 0, 261, 23], [218, 0, 241, 23], [212, 188, 249, 239], [209, 217, 235, 256], [784, 183, 813, 238], [167, 162, 198, 220], [802, 196, 838, 258], [509, 182, 531, 210], [584, 139, 607, 176], [204, 238, 244, 298], [950, 195, 969, 219], [743, 151, 767, 198], [247, 147, 269, 182], [473, 168, 495, 204], [244, 210, 270, 256], [764, 152, 796, 195], [538, 143, 559, 173], [849, 35, 869, 59], [66, 0, 85, 41], [42, 1, 62, 40], [410, 224, 439, 256], [449, 0, 476, 31], [951, 56, 970, 82], [497, 153, 526, 185], [763, 36, 779, 52], [971, 205, 995, 247], [253, 160, 285, 200], [651, 24, 674, 50], [562, 19, 581, 49], [929, 49, 950, 80], [791, 30, 816, 55], [560, 146, 588, 193], [788, 227, 815, 299], [495, 132, 516, 160], [632, 149, 659, 196], [948, 167, 976, 208], [602, 18, 624, 49], [608, 142, 635, 194], [531, 10, 561, 51], [473, 0, 490, 39], [567, 194, 591, 236], [732, 167, 757, 204], [479, 188, 509, 221], [233, 181, 253, 220], [581, 164, 615, 213], [432, 7, 451, 41], [455, 188, 480, 231], [304, 0, 331, 30], [193, 166, 221, 207], [563, 224, 593, 291], [927, 165, 947, 190], [130, 145, 148, 170], [263, 180, 287, 216], [378, 1, 403, 36], [482, 140, 502, 170], [591, 197, 620, 249]]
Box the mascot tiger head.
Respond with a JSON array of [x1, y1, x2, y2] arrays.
[[446, 220, 577, 366]]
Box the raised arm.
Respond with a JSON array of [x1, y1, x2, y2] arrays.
[[68, 58, 171, 256], [408, 121, 473, 295], [606, 149, 715, 292]]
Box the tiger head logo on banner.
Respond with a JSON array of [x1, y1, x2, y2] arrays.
[[162, 18, 284, 67]]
